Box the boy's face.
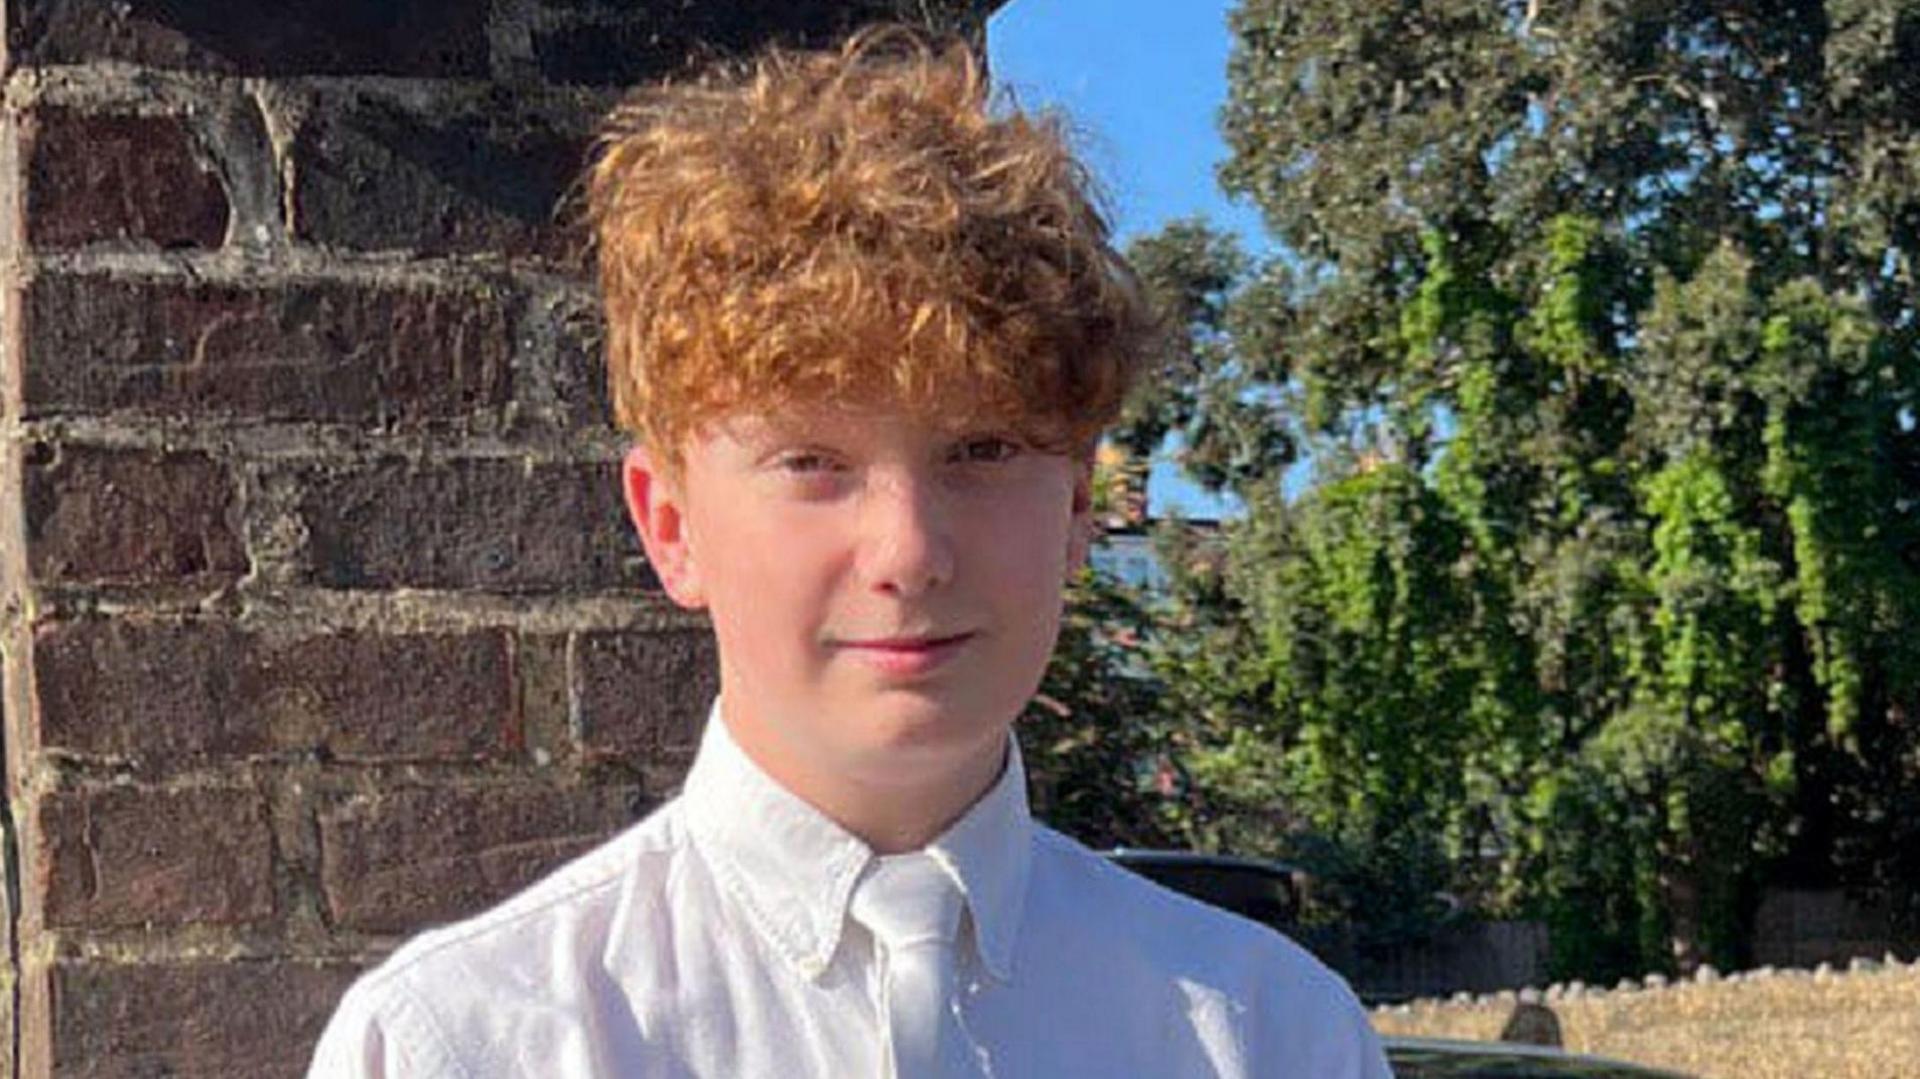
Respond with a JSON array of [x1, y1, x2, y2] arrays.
[[623, 402, 1092, 798]]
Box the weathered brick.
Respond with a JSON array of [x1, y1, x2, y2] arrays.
[[573, 627, 717, 759], [291, 88, 591, 258], [23, 443, 246, 585], [22, 957, 360, 1079], [6, 0, 488, 76], [34, 619, 515, 764], [530, 2, 899, 86], [21, 107, 228, 249], [35, 786, 273, 928], [319, 784, 643, 932], [551, 302, 616, 430], [17, 274, 512, 424], [293, 457, 649, 592]]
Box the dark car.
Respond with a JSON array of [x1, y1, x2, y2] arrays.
[[1105, 848, 1303, 929], [1385, 1037, 1693, 1077]]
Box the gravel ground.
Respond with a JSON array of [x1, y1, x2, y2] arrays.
[[1371, 961, 1920, 1078]]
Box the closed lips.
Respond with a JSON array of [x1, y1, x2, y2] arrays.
[[838, 633, 973, 650]]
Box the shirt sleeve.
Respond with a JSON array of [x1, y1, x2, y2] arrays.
[[1348, 1007, 1396, 1079], [1235, 946, 1398, 1078], [307, 976, 452, 1079], [1304, 976, 1395, 1078]]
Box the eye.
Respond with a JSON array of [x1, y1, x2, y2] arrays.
[[951, 435, 1023, 465], [774, 450, 839, 474]]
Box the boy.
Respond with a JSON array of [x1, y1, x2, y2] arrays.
[[310, 27, 1391, 1078]]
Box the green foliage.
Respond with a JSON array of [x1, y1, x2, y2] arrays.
[[1020, 569, 1191, 850], [1031, 0, 1920, 981], [1238, 468, 1484, 946]]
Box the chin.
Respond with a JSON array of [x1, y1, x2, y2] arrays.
[[839, 691, 1007, 766]]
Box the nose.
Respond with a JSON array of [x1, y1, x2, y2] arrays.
[[857, 468, 955, 598]]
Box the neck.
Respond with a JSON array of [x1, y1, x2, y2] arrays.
[[718, 700, 1009, 855]]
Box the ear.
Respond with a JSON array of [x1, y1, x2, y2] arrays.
[[622, 444, 707, 609], [1065, 454, 1096, 577]]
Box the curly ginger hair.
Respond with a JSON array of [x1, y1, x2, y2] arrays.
[[583, 25, 1154, 464]]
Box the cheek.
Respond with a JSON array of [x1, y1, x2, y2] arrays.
[[697, 507, 840, 641], [972, 495, 1074, 613], [973, 530, 1070, 700]]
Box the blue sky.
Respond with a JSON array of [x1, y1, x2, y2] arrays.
[[988, 0, 1254, 519]]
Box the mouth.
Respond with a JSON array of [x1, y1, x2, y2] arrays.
[[832, 632, 976, 677]]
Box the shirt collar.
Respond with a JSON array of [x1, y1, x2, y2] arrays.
[[923, 731, 1031, 981], [678, 699, 1033, 984]]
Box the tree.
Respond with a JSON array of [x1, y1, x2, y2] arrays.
[[1098, 0, 1920, 978], [1020, 567, 1192, 850]]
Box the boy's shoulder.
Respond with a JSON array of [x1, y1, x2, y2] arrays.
[[1023, 824, 1379, 1061], [324, 799, 689, 1047]]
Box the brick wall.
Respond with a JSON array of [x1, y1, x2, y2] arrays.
[[0, 2, 999, 1074]]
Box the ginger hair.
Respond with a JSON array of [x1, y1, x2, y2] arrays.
[[583, 25, 1153, 466]]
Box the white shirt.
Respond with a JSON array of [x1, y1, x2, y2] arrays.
[[309, 708, 1392, 1078]]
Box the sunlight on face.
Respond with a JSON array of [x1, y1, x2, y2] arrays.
[[674, 405, 1091, 797]]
